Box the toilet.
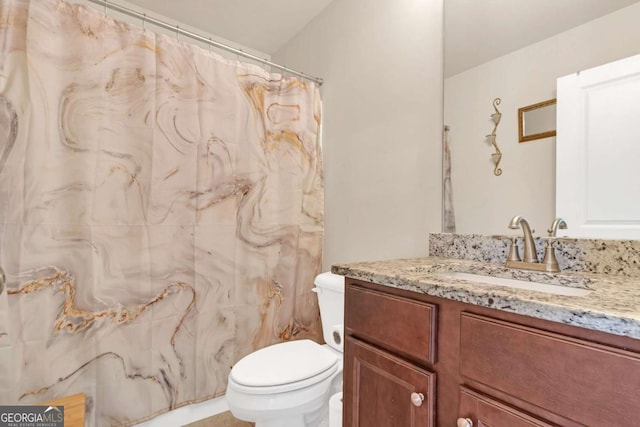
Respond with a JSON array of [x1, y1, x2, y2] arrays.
[[226, 272, 345, 427]]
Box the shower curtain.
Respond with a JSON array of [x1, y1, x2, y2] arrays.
[[0, 0, 324, 425]]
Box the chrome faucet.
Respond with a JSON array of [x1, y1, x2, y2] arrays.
[[508, 215, 538, 263], [547, 218, 567, 237], [506, 216, 561, 273]]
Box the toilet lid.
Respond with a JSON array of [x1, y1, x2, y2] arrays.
[[230, 340, 338, 387]]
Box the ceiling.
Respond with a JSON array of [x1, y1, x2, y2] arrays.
[[124, 0, 336, 55], [123, 0, 639, 76], [445, 0, 640, 77]]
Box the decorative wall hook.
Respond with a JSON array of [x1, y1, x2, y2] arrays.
[[486, 97, 503, 176]]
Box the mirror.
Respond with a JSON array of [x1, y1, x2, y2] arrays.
[[444, 0, 640, 236], [518, 99, 556, 143]]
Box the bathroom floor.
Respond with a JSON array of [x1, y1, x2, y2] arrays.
[[183, 411, 254, 427]]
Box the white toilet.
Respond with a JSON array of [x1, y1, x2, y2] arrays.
[[226, 272, 345, 427]]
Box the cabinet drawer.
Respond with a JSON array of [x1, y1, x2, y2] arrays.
[[459, 387, 554, 427], [345, 284, 437, 364], [460, 313, 640, 425]]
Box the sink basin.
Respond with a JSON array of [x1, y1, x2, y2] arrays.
[[437, 271, 591, 297]]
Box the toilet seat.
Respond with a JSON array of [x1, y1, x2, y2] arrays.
[[229, 340, 339, 395]]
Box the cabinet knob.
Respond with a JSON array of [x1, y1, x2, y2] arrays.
[[456, 418, 473, 427], [410, 392, 424, 407]]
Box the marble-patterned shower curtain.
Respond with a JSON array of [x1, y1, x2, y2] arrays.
[[0, 0, 323, 425]]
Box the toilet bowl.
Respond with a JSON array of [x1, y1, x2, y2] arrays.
[[226, 340, 342, 427], [226, 272, 345, 427]]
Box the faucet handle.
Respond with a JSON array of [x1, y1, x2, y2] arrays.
[[507, 236, 521, 262], [542, 240, 561, 272], [548, 218, 568, 237]]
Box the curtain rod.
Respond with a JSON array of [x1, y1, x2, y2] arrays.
[[85, 0, 324, 86]]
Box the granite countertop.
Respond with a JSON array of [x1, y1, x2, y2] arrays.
[[332, 257, 640, 340]]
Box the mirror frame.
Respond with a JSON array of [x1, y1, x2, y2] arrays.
[[518, 98, 557, 143]]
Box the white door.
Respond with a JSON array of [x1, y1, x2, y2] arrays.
[[556, 54, 640, 239]]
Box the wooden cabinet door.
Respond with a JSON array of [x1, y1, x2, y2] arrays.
[[459, 388, 555, 427], [344, 336, 435, 427]]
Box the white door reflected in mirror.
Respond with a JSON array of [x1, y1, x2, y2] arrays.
[[556, 53, 640, 239]]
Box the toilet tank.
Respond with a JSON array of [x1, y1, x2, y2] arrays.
[[313, 272, 345, 353]]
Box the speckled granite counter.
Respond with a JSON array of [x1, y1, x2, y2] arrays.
[[332, 256, 640, 340], [429, 233, 640, 278]]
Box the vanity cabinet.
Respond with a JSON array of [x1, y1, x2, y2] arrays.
[[343, 278, 640, 426]]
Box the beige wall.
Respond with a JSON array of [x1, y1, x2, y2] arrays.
[[445, 2, 640, 235], [274, 0, 444, 271]]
